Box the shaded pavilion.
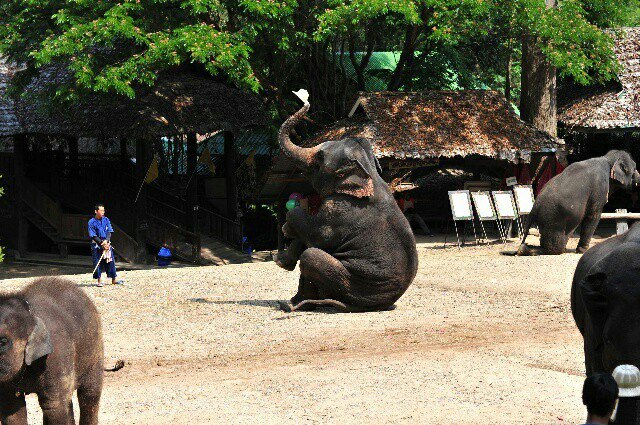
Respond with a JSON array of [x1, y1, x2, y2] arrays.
[[0, 61, 267, 263]]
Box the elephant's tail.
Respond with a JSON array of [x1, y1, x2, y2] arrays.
[[283, 299, 383, 313], [516, 214, 536, 256], [104, 359, 125, 372]]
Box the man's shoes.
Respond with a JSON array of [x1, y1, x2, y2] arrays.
[[113, 280, 125, 285], [97, 281, 104, 287]]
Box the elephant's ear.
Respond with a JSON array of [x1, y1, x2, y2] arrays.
[[356, 139, 382, 175], [612, 159, 627, 185], [25, 317, 53, 366], [579, 271, 609, 351], [335, 158, 374, 198]]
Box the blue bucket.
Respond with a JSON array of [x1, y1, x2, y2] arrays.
[[157, 247, 172, 266]]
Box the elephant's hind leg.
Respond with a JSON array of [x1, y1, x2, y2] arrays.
[[77, 363, 103, 425], [577, 214, 601, 253], [287, 248, 355, 311]]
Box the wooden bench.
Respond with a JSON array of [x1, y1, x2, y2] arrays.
[[600, 210, 640, 234]]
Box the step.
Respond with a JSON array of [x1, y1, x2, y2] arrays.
[[198, 236, 253, 266]]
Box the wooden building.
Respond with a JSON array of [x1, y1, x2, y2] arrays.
[[0, 61, 267, 263]]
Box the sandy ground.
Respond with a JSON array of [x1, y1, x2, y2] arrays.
[[0, 234, 600, 424]]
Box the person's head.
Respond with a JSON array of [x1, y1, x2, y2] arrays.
[[94, 204, 105, 219], [583, 373, 619, 421]]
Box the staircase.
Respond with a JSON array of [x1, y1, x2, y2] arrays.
[[22, 206, 61, 244], [19, 178, 139, 263], [22, 154, 249, 265]]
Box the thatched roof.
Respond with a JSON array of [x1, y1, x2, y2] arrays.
[[0, 60, 22, 137], [314, 90, 557, 161], [0, 61, 267, 138], [559, 27, 640, 131]]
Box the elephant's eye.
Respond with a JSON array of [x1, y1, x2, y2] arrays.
[[0, 337, 8, 347]]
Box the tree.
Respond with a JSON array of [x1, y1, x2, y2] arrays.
[[0, 0, 637, 127]]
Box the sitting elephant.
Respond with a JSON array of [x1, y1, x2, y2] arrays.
[[0, 277, 103, 424], [518, 150, 639, 255], [275, 90, 419, 312], [571, 222, 640, 374]]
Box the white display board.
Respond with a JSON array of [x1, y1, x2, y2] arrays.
[[448, 190, 473, 221], [471, 191, 496, 220], [513, 185, 535, 215], [492, 191, 517, 219]]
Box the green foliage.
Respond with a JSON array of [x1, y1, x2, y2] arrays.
[[0, 0, 638, 117]]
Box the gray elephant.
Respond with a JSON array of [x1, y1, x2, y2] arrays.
[[0, 277, 103, 424], [571, 223, 640, 374], [518, 150, 640, 255], [275, 90, 419, 312]]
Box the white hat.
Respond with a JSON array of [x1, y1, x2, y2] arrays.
[[613, 365, 640, 397]]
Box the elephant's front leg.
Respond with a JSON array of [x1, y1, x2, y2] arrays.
[[275, 239, 306, 271], [577, 213, 602, 253], [282, 207, 313, 241], [39, 395, 75, 425], [0, 393, 28, 425]]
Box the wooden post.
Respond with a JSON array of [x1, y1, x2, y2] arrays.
[[186, 132, 198, 233], [616, 209, 629, 235], [224, 132, 238, 220], [120, 138, 128, 162], [134, 139, 151, 263], [276, 199, 286, 251], [68, 136, 79, 177], [13, 134, 28, 257]]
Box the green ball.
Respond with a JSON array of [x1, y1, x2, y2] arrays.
[[286, 199, 299, 211]]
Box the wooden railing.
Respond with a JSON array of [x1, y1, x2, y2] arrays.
[[148, 183, 244, 249], [146, 213, 201, 262], [21, 179, 62, 230], [198, 206, 243, 248]]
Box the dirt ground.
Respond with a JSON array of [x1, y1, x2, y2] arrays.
[[0, 234, 600, 424]]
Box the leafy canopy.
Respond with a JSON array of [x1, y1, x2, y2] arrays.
[[0, 0, 637, 103]]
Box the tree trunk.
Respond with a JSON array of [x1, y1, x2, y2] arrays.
[[186, 132, 198, 233], [224, 132, 238, 221], [519, 0, 558, 137]]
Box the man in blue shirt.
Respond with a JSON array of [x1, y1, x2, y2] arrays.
[[88, 204, 122, 287]]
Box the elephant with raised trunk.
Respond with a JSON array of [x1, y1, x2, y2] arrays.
[[517, 150, 640, 255], [275, 90, 418, 312]]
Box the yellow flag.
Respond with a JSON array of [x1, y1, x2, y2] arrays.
[[144, 154, 159, 184], [198, 147, 216, 175], [244, 150, 256, 166]]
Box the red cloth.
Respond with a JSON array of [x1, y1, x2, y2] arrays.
[[500, 162, 532, 189], [308, 194, 322, 215], [535, 156, 566, 195]]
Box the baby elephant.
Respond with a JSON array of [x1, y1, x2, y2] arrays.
[[0, 277, 103, 424]]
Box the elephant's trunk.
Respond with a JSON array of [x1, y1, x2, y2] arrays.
[[278, 101, 316, 168]]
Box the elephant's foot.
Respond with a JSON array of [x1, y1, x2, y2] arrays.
[[274, 252, 297, 271], [576, 245, 589, 254], [516, 244, 530, 256]]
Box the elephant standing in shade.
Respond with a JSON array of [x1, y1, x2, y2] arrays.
[[517, 150, 640, 255], [571, 223, 640, 374], [275, 90, 419, 312]]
